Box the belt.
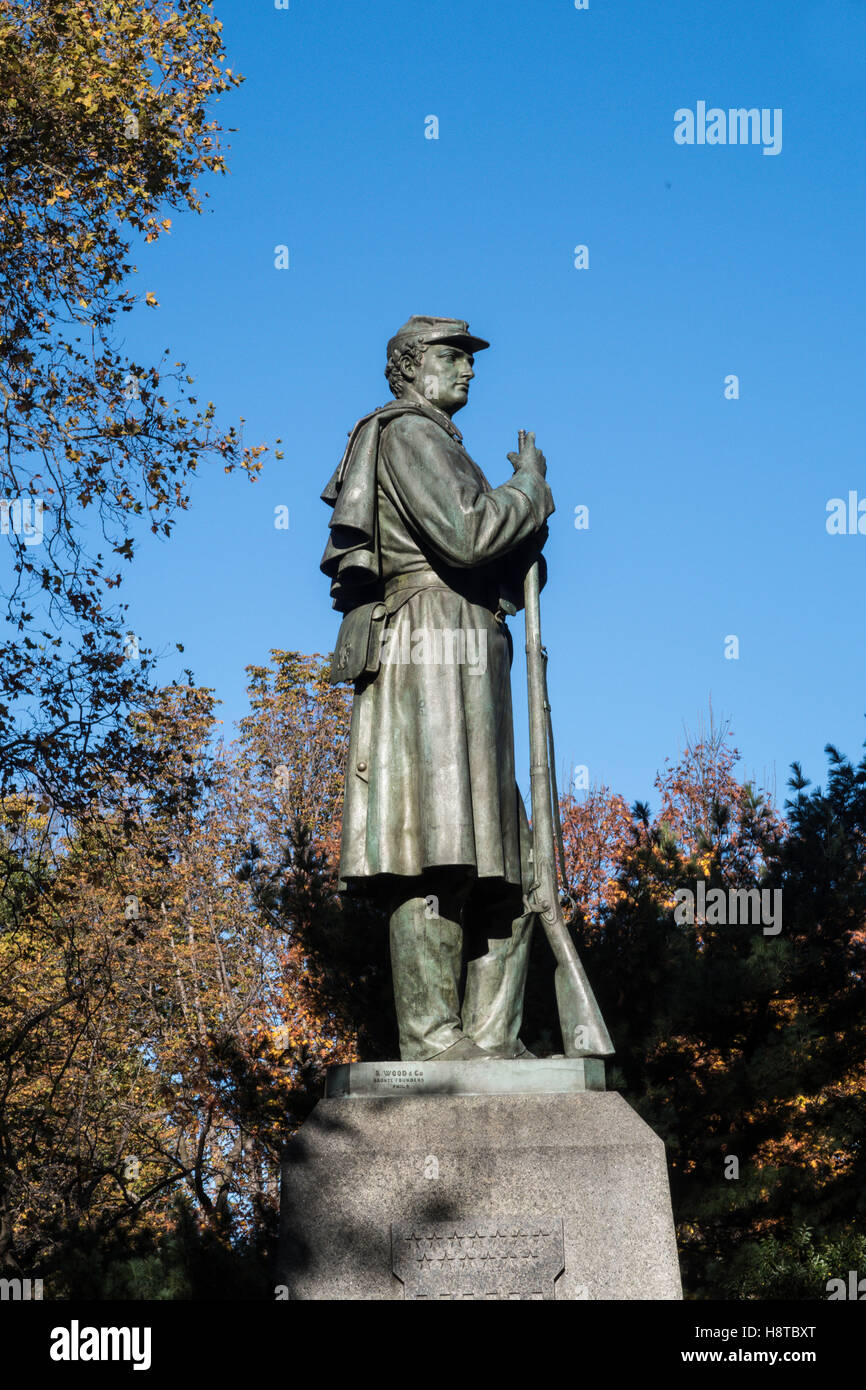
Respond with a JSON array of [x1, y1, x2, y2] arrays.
[[384, 569, 450, 596], [384, 568, 505, 622]]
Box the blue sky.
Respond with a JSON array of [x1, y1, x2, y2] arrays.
[[117, 0, 866, 811]]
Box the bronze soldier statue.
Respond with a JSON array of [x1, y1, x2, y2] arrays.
[[321, 316, 558, 1062]]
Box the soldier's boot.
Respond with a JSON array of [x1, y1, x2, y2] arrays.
[[389, 894, 485, 1061], [462, 909, 536, 1058]]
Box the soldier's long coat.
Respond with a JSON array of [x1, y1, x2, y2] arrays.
[[321, 399, 554, 894]]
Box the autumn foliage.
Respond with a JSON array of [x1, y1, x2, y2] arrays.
[[1, 667, 864, 1298], [556, 716, 866, 1298], [0, 655, 365, 1295], [0, 0, 268, 815]]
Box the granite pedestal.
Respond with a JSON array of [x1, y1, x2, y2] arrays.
[[278, 1061, 682, 1300]]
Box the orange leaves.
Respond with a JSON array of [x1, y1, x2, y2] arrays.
[[559, 783, 633, 933], [143, 218, 172, 244], [649, 1034, 740, 1093]]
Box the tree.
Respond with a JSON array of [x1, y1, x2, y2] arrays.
[[235, 650, 395, 1067], [1, 657, 381, 1294], [576, 716, 865, 1299], [1, 680, 284, 1294], [0, 0, 267, 815], [724, 739, 866, 1298]]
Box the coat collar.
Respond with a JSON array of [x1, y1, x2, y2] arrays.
[[395, 389, 464, 443]]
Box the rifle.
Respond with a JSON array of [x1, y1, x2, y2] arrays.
[[519, 429, 614, 1058]]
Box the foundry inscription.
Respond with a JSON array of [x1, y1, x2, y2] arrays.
[[372, 1067, 425, 1091]]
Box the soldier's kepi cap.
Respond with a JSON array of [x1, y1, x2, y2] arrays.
[[387, 315, 490, 359]]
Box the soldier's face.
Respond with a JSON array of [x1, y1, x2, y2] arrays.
[[419, 345, 475, 416]]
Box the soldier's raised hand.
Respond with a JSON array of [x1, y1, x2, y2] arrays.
[[507, 429, 547, 479]]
